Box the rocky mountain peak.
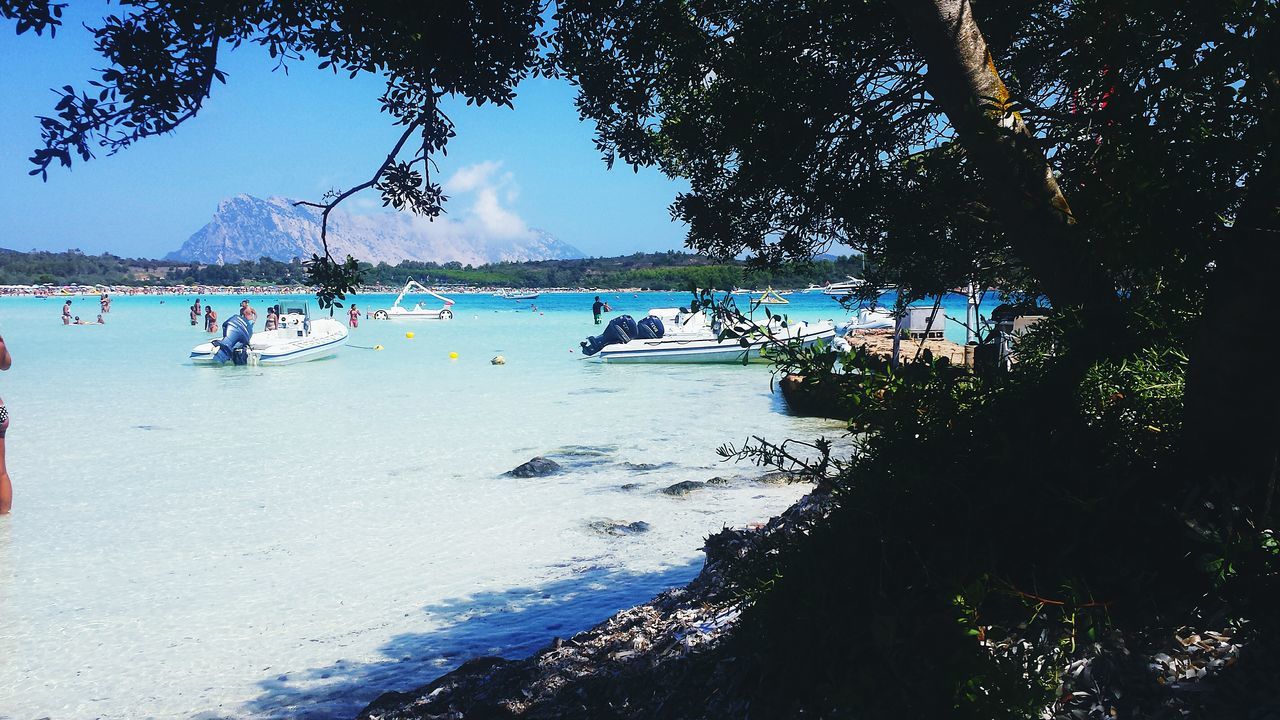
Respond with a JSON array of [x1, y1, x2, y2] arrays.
[[167, 194, 584, 266]]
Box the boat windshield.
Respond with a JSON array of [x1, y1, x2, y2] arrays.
[[277, 301, 308, 318]]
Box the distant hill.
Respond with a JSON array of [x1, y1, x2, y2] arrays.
[[165, 194, 584, 265], [0, 246, 863, 291]]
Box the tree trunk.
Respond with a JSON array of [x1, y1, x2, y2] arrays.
[[1181, 68, 1280, 524], [887, 0, 1115, 313]]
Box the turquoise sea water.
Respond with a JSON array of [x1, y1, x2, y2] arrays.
[[0, 290, 971, 719]]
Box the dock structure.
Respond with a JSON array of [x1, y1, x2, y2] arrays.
[[778, 332, 968, 419], [847, 331, 968, 366]]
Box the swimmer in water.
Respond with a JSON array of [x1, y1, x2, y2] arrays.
[[0, 331, 13, 513]]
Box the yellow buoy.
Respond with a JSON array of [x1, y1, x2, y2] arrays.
[[449, 351, 459, 359], [406, 332, 415, 339], [374, 345, 384, 351]]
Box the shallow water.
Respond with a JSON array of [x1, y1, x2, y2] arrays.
[[0, 290, 968, 718]]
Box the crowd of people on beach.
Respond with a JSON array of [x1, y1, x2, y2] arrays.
[[2, 284, 320, 298]]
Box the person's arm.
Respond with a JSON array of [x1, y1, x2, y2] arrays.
[[0, 335, 11, 371]]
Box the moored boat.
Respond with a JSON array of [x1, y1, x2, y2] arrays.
[[497, 289, 540, 300], [189, 301, 347, 366], [372, 278, 455, 320], [582, 307, 837, 364], [821, 276, 864, 297], [843, 307, 895, 331]]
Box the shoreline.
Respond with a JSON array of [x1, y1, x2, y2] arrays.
[[355, 474, 1267, 719], [359, 479, 838, 720], [0, 284, 657, 298]]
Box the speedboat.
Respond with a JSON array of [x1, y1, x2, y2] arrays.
[[497, 289, 539, 300], [583, 307, 837, 364], [844, 307, 895, 331], [189, 301, 347, 366], [372, 278, 455, 320], [822, 276, 865, 297]]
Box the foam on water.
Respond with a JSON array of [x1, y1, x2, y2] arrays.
[[0, 290, 968, 718]]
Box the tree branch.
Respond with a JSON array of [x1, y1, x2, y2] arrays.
[[294, 119, 422, 262]]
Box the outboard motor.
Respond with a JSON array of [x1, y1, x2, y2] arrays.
[[580, 314, 638, 356], [212, 315, 254, 365], [635, 315, 665, 339]]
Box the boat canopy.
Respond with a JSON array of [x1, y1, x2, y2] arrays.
[[394, 278, 455, 308], [277, 299, 309, 316]]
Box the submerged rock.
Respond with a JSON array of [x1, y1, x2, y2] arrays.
[[504, 456, 563, 478], [587, 519, 652, 536], [551, 444, 615, 457], [624, 461, 672, 472], [662, 480, 707, 496], [620, 483, 644, 491], [707, 476, 732, 486], [546, 446, 616, 471], [758, 471, 796, 485]]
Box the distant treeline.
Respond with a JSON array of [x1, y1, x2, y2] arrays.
[[357, 251, 863, 290], [0, 247, 862, 290], [0, 247, 165, 285]]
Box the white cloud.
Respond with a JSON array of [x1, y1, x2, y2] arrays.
[[433, 161, 532, 242], [470, 185, 528, 238], [445, 160, 505, 194], [333, 160, 540, 261], [345, 195, 387, 213]]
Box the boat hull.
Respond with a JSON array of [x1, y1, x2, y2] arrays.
[[375, 309, 453, 320], [189, 320, 348, 366], [597, 324, 836, 364]]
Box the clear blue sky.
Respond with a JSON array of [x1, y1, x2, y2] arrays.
[[0, 6, 691, 259]]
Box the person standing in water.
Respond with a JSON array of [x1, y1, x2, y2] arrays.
[[592, 296, 605, 325], [62, 299, 72, 325], [189, 301, 199, 326], [239, 299, 258, 324], [205, 306, 217, 333], [1, 331, 14, 514], [264, 305, 280, 331], [348, 304, 360, 328]]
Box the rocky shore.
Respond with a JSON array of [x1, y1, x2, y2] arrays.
[[358, 472, 1277, 720], [359, 482, 838, 720]]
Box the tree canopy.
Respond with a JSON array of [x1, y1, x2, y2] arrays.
[[5, 1, 1279, 715], [4, 0, 550, 304]]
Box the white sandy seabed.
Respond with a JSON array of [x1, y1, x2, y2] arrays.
[[0, 291, 890, 719]]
